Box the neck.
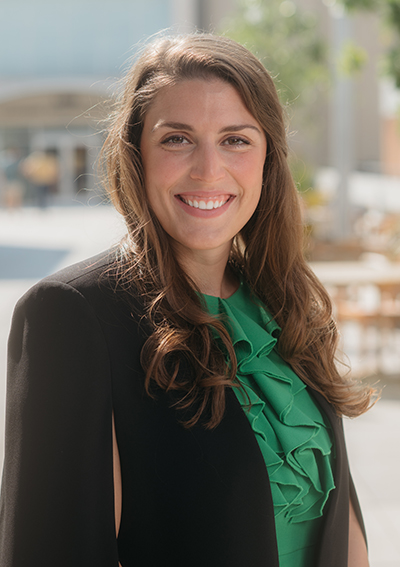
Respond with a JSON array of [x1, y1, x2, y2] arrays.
[[174, 243, 239, 299]]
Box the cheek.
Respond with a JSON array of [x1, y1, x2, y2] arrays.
[[145, 153, 183, 193], [246, 190, 262, 224], [240, 160, 265, 201], [233, 150, 265, 181], [145, 184, 167, 227]]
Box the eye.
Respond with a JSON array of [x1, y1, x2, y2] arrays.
[[161, 135, 190, 147], [222, 136, 250, 147]]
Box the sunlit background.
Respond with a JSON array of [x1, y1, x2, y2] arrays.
[[1, 1, 399, 564]]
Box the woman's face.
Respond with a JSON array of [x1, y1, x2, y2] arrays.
[[140, 78, 267, 260]]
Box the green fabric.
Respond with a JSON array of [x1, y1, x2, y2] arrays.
[[201, 280, 335, 567]]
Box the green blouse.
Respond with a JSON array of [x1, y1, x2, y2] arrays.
[[202, 280, 335, 567]]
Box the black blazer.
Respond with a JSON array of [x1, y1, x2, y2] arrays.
[[0, 250, 366, 567]]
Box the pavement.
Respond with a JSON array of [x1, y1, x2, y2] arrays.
[[0, 205, 399, 567]]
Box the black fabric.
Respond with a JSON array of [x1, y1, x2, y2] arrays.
[[0, 249, 365, 566]]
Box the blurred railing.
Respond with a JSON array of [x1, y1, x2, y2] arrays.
[[311, 259, 400, 376]]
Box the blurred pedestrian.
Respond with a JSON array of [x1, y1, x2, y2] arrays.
[[0, 34, 373, 567], [20, 150, 59, 207]]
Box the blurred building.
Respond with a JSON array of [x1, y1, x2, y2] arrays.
[[0, 0, 399, 205], [0, 0, 236, 205]]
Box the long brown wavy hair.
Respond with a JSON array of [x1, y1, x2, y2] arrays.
[[102, 33, 375, 428]]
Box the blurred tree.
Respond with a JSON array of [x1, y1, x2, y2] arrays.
[[223, 0, 329, 110], [336, 40, 368, 76], [342, 0, 400, 86], [222, 0, 329, 197]]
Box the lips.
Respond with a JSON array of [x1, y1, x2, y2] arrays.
[[178, 195, 231, 210]]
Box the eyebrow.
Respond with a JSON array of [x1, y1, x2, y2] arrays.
[[151, 121, 262, 135]]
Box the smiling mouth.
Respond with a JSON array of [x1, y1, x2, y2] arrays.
[[178, 195, 232, 210]]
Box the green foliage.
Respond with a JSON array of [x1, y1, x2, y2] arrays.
[[342, 0, 383, 11], [387, 42, 400, 86], [342, 0, 400, 30], [387, 0, 400, 32], [222, 0, 329, 108], [337, 40, 368, 76], [342, 0, 400, 85], [221, 0, 330, 190], [288, 157, 315, 194]]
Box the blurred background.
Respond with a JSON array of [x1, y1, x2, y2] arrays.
[[0, 1, 399, 565]]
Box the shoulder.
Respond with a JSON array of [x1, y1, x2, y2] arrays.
[[9, 248, 147, 358], [29, 247, 118, 298], [14, 247, 141, 318], [7, 249, 148, 392], [2, 260, 120, 567]]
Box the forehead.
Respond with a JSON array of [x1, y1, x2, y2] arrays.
[[143, 78, 258, 128]]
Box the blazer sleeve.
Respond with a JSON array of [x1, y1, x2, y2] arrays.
[[0, 281, 119, 567]]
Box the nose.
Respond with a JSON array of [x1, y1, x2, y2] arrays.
[[189, 142, 225, 183]]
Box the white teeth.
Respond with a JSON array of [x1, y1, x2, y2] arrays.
[[180, 196, 229, 210]]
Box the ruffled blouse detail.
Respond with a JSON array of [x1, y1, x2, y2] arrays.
[[202, 282, 335, 525]]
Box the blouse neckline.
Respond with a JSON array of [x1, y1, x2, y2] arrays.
[[201, 280, 335, 526]]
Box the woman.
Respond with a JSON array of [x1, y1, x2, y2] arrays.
[[0, 34, 373, 566]]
